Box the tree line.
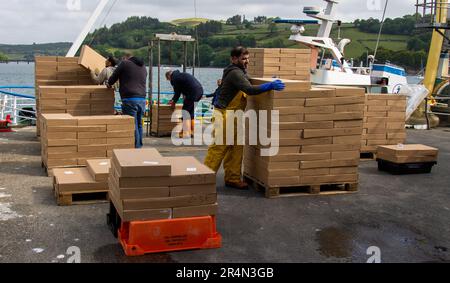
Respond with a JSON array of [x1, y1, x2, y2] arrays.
[[354, 14, 432, 70], [85, 15, 287, 67], [0, 52, 8, 61]]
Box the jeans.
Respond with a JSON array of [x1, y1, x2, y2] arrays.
[[122, 100, 146, 148]]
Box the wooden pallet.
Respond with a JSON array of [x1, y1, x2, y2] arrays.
[[360, 152, 377, 161], [54, 185, 109, 206], [244, 174, 358, 199]]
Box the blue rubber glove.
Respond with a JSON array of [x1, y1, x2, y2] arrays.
[[259, 80, 285, 92], [272, 79, 285, 91], [259, 82, 274, 92]]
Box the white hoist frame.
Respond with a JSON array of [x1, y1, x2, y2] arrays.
[[66, 0, 111, 57]]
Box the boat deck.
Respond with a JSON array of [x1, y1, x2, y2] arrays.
[[0, 127, 449, 263]]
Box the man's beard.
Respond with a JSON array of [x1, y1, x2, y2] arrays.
[[238, 62, 248, 69]]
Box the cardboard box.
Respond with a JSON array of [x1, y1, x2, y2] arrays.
[[118, 194, 217, 210], [53, 167, 108, 193], [77, 115, 133, 126], [86, 159, 111, 182], [41, 114, 77, 127], [115, 156, 215, 188], [78, 45, 106, 73], [112, 148, 170, 177], [170, 184, 217, 197], [173, 204, 218, 218], [110, 191, 172, 222], [109, 175, 170, 199]]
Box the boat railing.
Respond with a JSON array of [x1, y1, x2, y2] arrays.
[[0, 86, 214, 125], [0, 86, 36, 125]]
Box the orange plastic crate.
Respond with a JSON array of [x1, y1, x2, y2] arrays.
[[118, 216, 222, 256]]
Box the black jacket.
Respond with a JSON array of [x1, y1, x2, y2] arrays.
[[215, 64, 265, 109], [170, 70, 204, 103], [108, 57, 147, 99]]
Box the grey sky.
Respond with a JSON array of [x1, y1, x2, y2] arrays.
[[0, 0, 418, 44]]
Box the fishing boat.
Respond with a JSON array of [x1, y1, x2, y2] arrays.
[[275, 0, 419, 95]]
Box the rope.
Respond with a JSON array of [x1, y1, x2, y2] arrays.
[[373, 0, 389, 62], [88, 0, 119, 46]]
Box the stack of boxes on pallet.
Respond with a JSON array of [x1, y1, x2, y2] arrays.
[[53, 162, 110, 206], [151, 104, 183, 136], [377, 144, 438, 164], [376, 144, 439, 174], [109, 148, 217, 222], [41, 114, 135, 171], [244, 79, 364, 197], [362, 94, 407, 154], [247, 48, 312, 81]]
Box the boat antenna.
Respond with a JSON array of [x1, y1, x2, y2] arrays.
[[373, 0, 389, 63]]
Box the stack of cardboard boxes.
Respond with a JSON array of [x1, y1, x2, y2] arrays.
[[109, 148, 217, 222], [35, 56, 96, 135], [244, 79, 364, 195], [362, 94, 407, 154], [37, 85, 115, 133], [151, 104, 183, 136], [35, 56, 93, 85], [247, 48, 312, 81], [41, 114, 135, 171]]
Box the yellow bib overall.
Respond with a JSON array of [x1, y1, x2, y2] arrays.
[[204, 91, 247, 183]]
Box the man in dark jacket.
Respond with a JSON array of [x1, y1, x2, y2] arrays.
[[107, 53, 148, 148], [204, 46, 285, 190], [166, 70, 204, 138]]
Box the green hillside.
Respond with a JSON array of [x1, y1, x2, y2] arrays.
[[0, 15, 428, 70], [0, 42, 71, 60]]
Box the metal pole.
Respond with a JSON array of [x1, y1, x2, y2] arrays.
[[13, 96, 17, 125], [425, 97, 430, 130], [147, 40, 154, 137], [0, 94, 4, 120], [183, 41, 188, 73], [157, 39, 161, 136], [1, 94, 7, 120], [192, 41, 196, 76]]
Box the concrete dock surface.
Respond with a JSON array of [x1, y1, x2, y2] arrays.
[[0, 127, 449, 263]]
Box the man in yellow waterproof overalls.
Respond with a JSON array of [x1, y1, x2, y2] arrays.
[[204, 46, 285, 190]]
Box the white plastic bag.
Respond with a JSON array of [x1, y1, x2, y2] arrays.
[[398, 84, 429, 120]]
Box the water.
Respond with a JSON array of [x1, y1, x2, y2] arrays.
[[0, 62, 223, 98]]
